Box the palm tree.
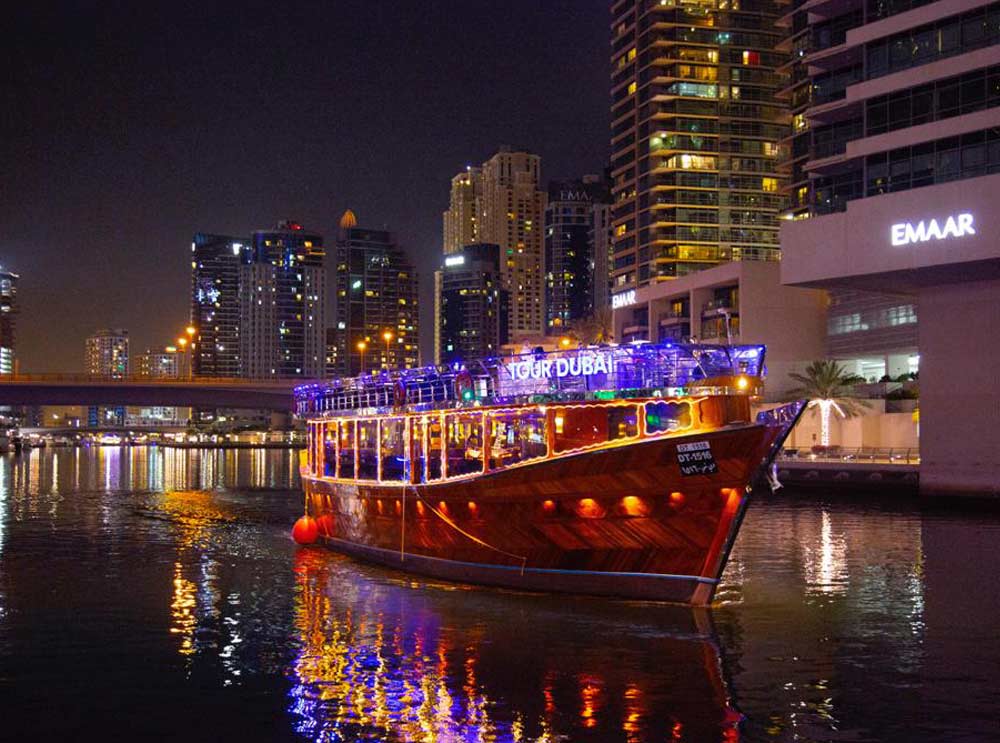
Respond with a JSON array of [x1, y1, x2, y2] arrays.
[[572, 307, 615, 345], [787, 360, 869, 447]]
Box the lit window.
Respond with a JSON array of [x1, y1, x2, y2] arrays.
[[762, 177, 778, 192], [627, 81, 637, 95]]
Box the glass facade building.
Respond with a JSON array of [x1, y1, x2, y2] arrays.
[[544, 176, 611, 332], [778, 0, 1000, 379], [0, 267, 18, 375], [239, 221, 326, 380], [331, 212, 419, 376], [190, 233, 245, 378], [435, 243, 509, 366]]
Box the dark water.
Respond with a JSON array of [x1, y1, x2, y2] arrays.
[[1, 447, 998, 742]]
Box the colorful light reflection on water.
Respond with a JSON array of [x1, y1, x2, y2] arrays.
[[0, 447, 999, 741]]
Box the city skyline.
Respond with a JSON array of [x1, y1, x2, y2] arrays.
[[1, 2, 609, 373]]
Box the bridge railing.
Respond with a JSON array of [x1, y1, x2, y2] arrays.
[[0, 373, 308, 387]]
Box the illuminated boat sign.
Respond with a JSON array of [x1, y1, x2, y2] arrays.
[[891, 213, 975, 246], [507, 351, 617, 381]]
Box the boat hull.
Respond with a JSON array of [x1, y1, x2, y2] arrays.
[[302, 412, 799, 606]]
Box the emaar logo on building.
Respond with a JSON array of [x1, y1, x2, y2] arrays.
[[891, 213, 975, 246], [611, 289, 636, 309]]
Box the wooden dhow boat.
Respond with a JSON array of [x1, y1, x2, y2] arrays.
[[293, 342, 804, 606]]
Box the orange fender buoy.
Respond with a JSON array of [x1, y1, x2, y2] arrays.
[[292, 515, 319, 545]]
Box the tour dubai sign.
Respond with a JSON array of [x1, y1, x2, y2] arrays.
[[507, 351, 617, 381], [891, 213, 975, 246]]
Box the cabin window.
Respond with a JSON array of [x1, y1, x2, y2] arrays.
[[427, 416, 444, 480], [323, 422, 337, 477], [338, 420, 355, 478], [487, 409, 548, 469], [553, 404, 640, 454], [411, 417, 427, 483], [380, 418, 407, 481], [644, 401, 692, 434], [445, 413, 485, 477], [357, 420, 379, 480]]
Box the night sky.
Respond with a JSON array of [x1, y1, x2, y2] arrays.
[[2, 1, 610, 373]]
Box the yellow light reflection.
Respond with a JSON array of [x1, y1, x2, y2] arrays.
[[170, 561, 197, 656]]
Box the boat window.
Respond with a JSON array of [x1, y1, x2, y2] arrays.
[[445, 413, 484, 477], [323, 422, 337, 477], [338, 420, 355, 478], [411, 417, 427, 483], [553, 404, 640, 454], [487, 409, 548, 470], [427, 416, 443, 480], [380, 418, 407, 481], [357, 420, 379, 480], [645, 401, 692, 434]]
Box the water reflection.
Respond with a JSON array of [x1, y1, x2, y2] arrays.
[[2, 449, 1000, 741], [288, 549, 741, 741], [4, 445, 301, 495]]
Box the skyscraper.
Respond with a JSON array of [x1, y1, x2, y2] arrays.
[[609, 0, 786, 294], [442, 167, 481, 254], [435, 243, 508, 365], [0, 267, 18, 374], [331, 211, 419, 376], [591, 201, 613, 312], [190, 233, 246, 378], [85, 329, 129, 379], [544, 175, 611, 332], [239, 220, 326, 379], [443, 147, 546, 340]]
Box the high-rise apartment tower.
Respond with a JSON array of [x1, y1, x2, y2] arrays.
[[442, 147, 547, 339], [609, 0, 787, 293], [239, 220, 326, 380], [190, 233, 245, 378], [331, 211, 419, 376]]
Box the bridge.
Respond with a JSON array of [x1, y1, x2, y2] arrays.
[[0, 374, 303, 411]]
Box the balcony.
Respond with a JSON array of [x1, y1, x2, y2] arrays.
[[658, 309, 689, 326], [702, 298, 737, 315]]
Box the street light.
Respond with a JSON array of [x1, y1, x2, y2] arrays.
[[382, 330, 394, 368], [559, 336, 572, 350], [357, 340, 368, 374]]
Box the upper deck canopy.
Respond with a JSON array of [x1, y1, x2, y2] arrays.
[[294, 341, 766, 418]]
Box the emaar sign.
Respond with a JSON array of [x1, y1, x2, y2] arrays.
[[611, 290, 636, 309], [891, 213, 975, 246]]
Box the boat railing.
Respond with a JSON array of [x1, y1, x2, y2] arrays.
[[778, 446, 920, 464], [303, 396, 715, 486], [295, 342, 768, 418]]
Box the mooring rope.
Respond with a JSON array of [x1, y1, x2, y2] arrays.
[[408, 486, 528, 575]]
